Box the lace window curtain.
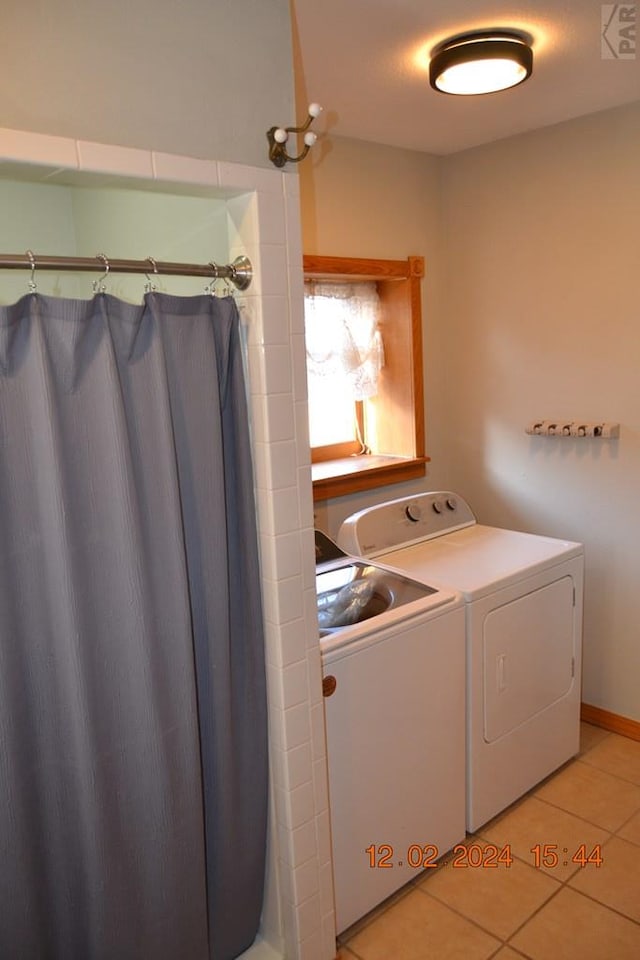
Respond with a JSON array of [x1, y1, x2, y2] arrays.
[[304, 281, 384, 400]]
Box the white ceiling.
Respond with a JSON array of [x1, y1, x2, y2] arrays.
[[292, 0, 640, 154]]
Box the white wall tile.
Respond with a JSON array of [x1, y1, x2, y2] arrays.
[[264, 394, 296, 443], [272, 531, 303, 579], [226, 193, 258, 251], [251, 396, 271, 444], [291, 333, 309, 403], [247, 344, 268, 396], [152, 151, 218, 186], [259, 295, 290, 345], [298, 466, 315, 530], [282, 659, 309, 709], [292, 859, 320, 906], [284, 195, 303, 261], [257, 191, 287, 245], [262, 343, 294, 395], [297, 894, 322, 943], [256, 243, 288, 297], [304, 588, 321, 651], [274, 576, 304, 624], [269, 744, 287, 794], [256, 486, 301, 537], [259, 531, 302, 583], [289, 286, 305, 338], [271, 486, 303, 534], [315, 810, 332, 867], [283, 700, 312, 752], [288, 266, 306, 335], [267, 440, 299, 491], [0, 127, 78, 169], [310, 703, 327, 763], [263, 584, 305, 633], [76, 140, 154, 178], [300, 527, 316, 591], [217, 161, 282, 194], [285, 781, 316, 831], [266, 619, 306, 669], [295, 401, 311, 466], [312, 759, 330, 819], [306, 645, 324, 705], [290, 820, 318, 867], [253, 439, 297, 492], [284, 742, 313, 793], [321, 913, 337, 960], [268, 706, 285, 751], [298, 933, 324, 960], [283, 171, 301, 199], [319, 862, 335, 917]]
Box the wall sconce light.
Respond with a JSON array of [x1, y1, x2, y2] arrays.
[[267, 103, 323, 168], [430, 31, 533, 95]]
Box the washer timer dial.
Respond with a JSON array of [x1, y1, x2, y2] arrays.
[[405, 503, 422, 522]]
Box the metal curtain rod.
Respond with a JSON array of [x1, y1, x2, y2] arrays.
[[0, 252, 252, 291]]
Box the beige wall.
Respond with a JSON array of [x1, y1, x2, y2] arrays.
[[441, 101, 640, 722], [0, 0, 294, 168], [299, 136, 452, 531], [300, 102, 640, 723]]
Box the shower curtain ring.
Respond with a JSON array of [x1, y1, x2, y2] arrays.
[[26, 250, 37, 293], [93, 253, 110, 294], [205, 262, 219, 296], [144, 256, 158, 293]]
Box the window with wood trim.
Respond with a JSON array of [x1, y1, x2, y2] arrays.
[[303, 254, 428, 501]]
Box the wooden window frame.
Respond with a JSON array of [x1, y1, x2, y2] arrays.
[[303, 254, 429, 501]]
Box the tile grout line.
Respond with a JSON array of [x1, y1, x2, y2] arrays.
[[337, 730, 640, 958], [413, 871, 560, 948], [578, 754, 640, 789], [555, 885, 640, 929], [532, 790, 640, 834]]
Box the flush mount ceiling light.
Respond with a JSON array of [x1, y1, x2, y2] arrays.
[[430, 30, 533, 95]]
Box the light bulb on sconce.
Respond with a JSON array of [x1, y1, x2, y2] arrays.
[[267, 103, 323, 168]]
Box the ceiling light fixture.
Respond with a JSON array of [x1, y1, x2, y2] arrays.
[[430, 30, 533, 96]]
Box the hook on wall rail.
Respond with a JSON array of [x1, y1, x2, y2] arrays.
[[267, 103, 323, 168]]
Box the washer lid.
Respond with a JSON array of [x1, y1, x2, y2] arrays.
[[316, 554, 461, 654], [376, 525, 583, 600]]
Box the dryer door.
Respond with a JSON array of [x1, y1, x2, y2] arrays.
[[483, 575, 575, 742]]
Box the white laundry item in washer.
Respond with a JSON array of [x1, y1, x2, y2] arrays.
[[315, 530, 466, 933], [338, 493, 584, 833]]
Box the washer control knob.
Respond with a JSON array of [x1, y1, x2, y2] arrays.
[[446, 498, 457, 511], [405, 503, 422, 522], [432, 500, 443, 514]]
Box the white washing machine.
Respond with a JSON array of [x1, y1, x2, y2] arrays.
[[315, 531, 466, 933], [338, 493, 584, 833]]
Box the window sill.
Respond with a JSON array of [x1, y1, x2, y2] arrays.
[[311, 455, 429, 502]]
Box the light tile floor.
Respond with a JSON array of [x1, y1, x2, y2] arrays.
[[335, 723, 640, 960]]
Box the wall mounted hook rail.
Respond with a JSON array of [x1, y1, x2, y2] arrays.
[[267, 103, 322, 168]]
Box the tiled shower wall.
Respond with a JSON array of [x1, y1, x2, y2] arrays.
[[0, 128, 334, 960], [228, 166, 336, 959]]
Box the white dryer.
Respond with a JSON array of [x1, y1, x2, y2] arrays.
[[339, 492, 584, 832]]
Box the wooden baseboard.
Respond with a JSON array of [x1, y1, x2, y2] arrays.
[[581, 703, 640, 742]]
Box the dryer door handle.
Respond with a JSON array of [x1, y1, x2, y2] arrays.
[[497, 654, 507, 692]]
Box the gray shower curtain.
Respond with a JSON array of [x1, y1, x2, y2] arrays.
[[0, 291, 267, 960]]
